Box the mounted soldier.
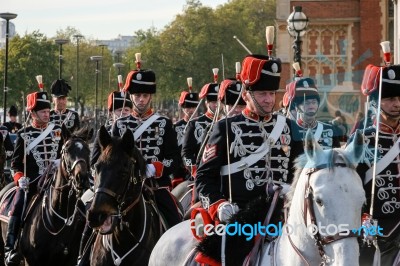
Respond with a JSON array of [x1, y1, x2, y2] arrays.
[[181, 69, 221, 177], [3, 105, 22, 134], [173, 78, 199, 186], [4, 89, 63, 265], [349, 42, 400, 266], [111, 53, 183, 228], [90, 89, 132, 167], [49, 78, 80, 133], [287, 75, 341, 149]]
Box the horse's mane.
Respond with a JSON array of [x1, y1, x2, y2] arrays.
[[98, 136, 147, 178], [285, 148, 355, 208], [71, 126, 92, 142]]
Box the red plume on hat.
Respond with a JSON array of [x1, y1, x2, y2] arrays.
[[199, 68, 220, 101], [283, 81, 296, 107], [178, 77, 199, 108], [26, 75, 50, 111], [361, 64, 381, 96]]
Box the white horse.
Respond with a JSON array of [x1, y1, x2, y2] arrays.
[[149, 130, 365, 266]]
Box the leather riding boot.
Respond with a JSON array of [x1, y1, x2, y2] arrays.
[[4, 216, 22, 266]]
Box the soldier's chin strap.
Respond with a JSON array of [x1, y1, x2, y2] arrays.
[[132, 98, 151, 115], [248, 91, 273, 117]]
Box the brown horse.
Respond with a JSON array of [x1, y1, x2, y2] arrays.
[[87, 126, 162, 266]]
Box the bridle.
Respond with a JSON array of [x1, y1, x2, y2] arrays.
[[94, 157, 144, 219], [42, 137, 90, 235], [93, 157, 151, 266], [60, 138, 90, 188], [287, 161, 359, 266]]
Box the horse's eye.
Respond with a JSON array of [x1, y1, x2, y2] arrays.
[[315, 198, 323, 206]]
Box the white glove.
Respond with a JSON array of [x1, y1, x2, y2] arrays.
[[18, 176, 29, 190], [218, 202, 239, 223], [146, 164, 156, 178], [273, 183, 291, 197]]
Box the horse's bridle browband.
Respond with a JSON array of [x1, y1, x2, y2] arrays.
[[288, 162, 358, 266]]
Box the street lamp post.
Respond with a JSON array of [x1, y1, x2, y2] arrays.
[[73, 34, 83, 112], [54, 39, 69, 79], [113, 62, 125, 78], [0, 12, 17, 124], [287, 6, 309, 72], [90, 56, 103, 133], [98, 44, 107, 113]]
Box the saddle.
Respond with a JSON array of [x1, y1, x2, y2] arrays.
[[193, 193, 283, 266]]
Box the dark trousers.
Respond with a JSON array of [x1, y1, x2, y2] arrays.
[[154, 188, 182, 228]]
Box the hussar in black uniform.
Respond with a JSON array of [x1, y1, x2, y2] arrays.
[[3, 105, 22, 134], [196, 54, 302, 224], [49, 79, 80, 133], [4, 90, 63, 265], [111, 53, 182, 228], [173, 78, 199, 186], [351, 58, 400, 266], [181, 69, 221, 177], [286, 77, 341, 149]]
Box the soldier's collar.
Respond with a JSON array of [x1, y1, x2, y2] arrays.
[[375, 121, 400, 134], [242, 108, 271, 122], [54, 108, 67, 114], [205, 111, 215, 120], [132, 108, 154, 119], [32, 120, 48, 129], [297, 118, 317, 129]]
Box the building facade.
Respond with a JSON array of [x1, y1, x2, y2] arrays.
[[276, 0, 393, 124]]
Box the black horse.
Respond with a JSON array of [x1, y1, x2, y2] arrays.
[[14, 125, 93, 266], [87, 126, 162, 266]]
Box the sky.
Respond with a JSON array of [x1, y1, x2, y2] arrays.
[[2, 0, 228, 40]]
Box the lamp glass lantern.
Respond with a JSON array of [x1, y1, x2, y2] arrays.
[[287, 6, 309, 36]]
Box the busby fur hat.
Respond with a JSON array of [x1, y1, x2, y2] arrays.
[[179, 91, 199, 108], [199, 83, 219, 102], [107, 91, 133, 111], [27, 91, 51, 112], [8, 105, 18, 116], [293, 78, 320, 105], [51, 79, 71, 97], [123, 70, 156, 94], [240, 54, 281, 91], [361, 64, 400, 100], [219, 79, 246, 106]]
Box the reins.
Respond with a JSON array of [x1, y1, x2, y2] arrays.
[[287, 162, 358, 266]]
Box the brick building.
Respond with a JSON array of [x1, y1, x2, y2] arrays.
[[275, 0, 393, 124]]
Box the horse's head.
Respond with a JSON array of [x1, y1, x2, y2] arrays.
[[60, 124, 92, 192], [285, 130, 366, 265], [87, 126, 146, 234]]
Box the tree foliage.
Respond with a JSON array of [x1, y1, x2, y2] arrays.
[[0, 0, 276, 117]]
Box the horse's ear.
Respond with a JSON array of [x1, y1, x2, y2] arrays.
[[61, 123, 71, 141], [98, 126, 112, 151], [87, 128, 94, 141], [121, 129, 135, 155], [344, 129, 365, 165], [304, 129, 323, 160]]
